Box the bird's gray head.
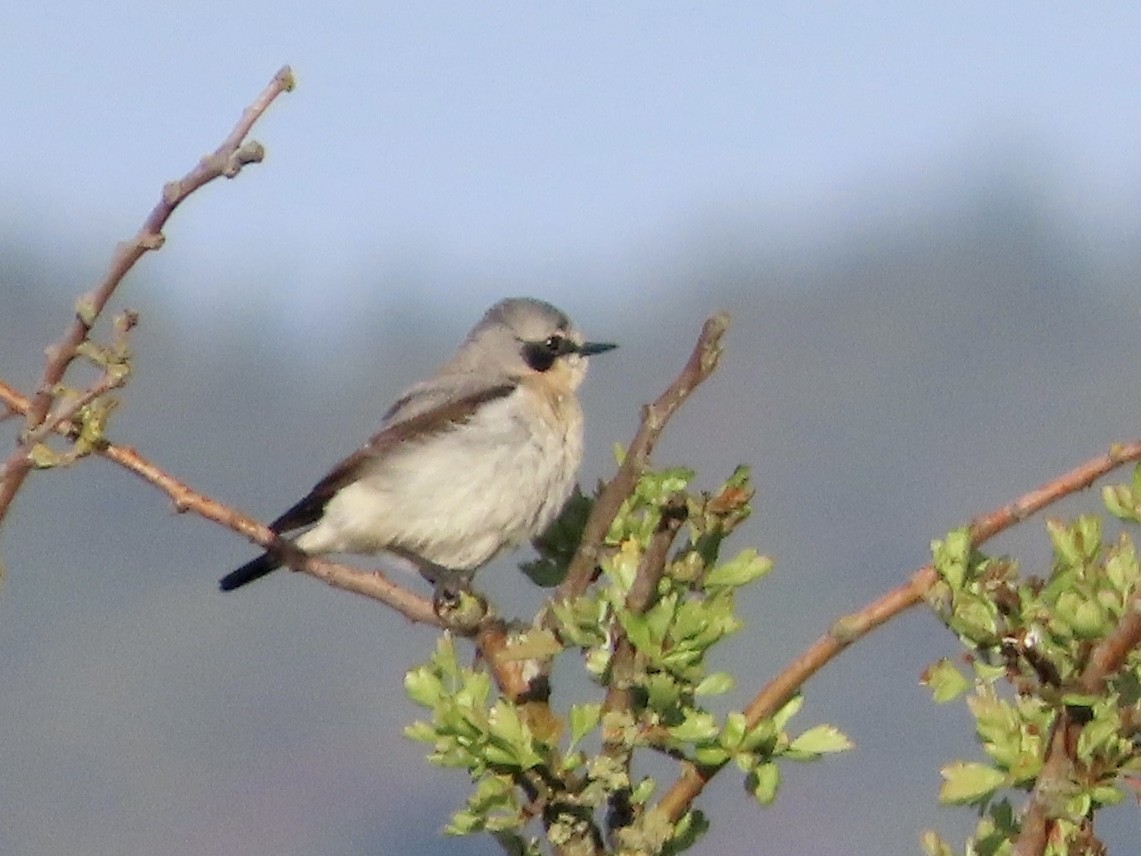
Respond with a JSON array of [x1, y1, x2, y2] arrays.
[[450, 297, 616, 390]]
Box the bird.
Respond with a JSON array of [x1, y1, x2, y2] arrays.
[[218, 297, 616, 594]]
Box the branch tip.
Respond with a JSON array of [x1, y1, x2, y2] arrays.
[[276, 65, 296, 92]]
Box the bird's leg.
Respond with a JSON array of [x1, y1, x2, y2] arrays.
[[414, 559, 478, 615]]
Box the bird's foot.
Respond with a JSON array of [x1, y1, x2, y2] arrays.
[[420, 563, 487, 630]]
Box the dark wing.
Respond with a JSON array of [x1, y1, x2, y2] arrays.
[[266, 382, 517, 534]]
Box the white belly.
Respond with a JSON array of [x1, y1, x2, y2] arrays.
[[296, 388, 583, 570]]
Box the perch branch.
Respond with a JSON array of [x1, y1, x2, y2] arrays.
[[0, 377, 441, 626]]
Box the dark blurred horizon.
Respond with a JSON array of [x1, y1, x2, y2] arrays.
[[2, 160, 1139, 856]]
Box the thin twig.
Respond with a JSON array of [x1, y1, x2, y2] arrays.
[[603, 496, 687, 837], [555, 312, 730, 603], [21, 372, 125, 451], [19, 310, 139, 449], [655, 440, 1141, 822], [0, 66, 294, 529], [105, 441, 441, 625]]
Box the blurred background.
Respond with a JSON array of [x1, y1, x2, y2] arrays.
[[1, 4, 1138, 855]]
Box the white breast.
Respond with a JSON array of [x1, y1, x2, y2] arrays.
[[296, 384, 584, 571]]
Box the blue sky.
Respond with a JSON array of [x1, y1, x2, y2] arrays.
[[2, 3, 1137, 322]]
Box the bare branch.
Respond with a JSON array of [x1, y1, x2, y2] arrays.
[[655, 440, 1141, 822], [0, 65, 294, 529], [555, 312, 730, 603]]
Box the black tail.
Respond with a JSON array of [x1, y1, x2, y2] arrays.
[[219, 552, 283, 592]]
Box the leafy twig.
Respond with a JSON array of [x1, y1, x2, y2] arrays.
[[1012, 590, 1141, 856], [655, 440, 1141, 822], [603, 495, 687, 836]]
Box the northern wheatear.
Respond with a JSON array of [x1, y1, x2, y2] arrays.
[[219, 297, 615, 593]]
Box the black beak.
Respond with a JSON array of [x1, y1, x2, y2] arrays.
[[579, 341, 618, 356]]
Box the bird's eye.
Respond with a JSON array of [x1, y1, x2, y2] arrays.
[[523, 334, 572, 372]]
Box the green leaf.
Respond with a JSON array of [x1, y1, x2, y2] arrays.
[[643, 592, 679, 646], [921, 658, 971, 703], [645, 673, 683, 712], [446, 809, 480, 835], [630, 776, 656, 805], [403, 720, 437, 744], [486, 700, 526, 744], [693, 744, 731, 765], [607, 539, 641, 592], [663, 809, 709, 856], [569, 703, 601, 746], [584, 646, 611, 678], [703, 548, 773, 589], [788, 724, 852, 757], [1060, 692, 1100, 708], [1070, 597, 1109, 639], [932, 528, 971, 589], [920, 830, 955, 856], [1102, 472, 1141, 522], [1077, 707, 1121, 761], [740, 718, 777, 753], [938, 761, 1006, 805], [1047, 519, 1087, 569], [718, 712, 747, 750], [771, 693, 803, 732], [1075, 515, 1102, 560], [1105, 542, 1139, 593], [1089, 784, 1124, 807], [667, 710, 720, 744], [434, 634, 460, 680], [747, 762, 781, 805], [621, 613, 655, 658], [404, 667, 442, 707]]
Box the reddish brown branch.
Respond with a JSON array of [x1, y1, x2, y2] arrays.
[[0, 377, 440, 626], [0, 65, 294, 529], [104, 441, 441, 625], [656, 440, 1141, 822], [555, 312, 730, 603]]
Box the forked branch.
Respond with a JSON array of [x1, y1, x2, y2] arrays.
[[0, 65, 295, 529]]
